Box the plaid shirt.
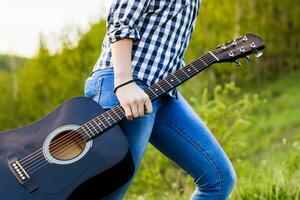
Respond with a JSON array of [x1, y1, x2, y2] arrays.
[[93, 0, 201, 97]]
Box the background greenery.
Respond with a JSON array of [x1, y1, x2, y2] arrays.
[[0, 0, 299, 199]]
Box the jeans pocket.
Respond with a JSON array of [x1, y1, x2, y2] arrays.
[[84, 76, 103, 103], [98, 73, 120, 110], [85, 69, 151, 110], [85, 69, 121, 110]]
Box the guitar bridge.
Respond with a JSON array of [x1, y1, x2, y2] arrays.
[[8, 154, 39, 193]]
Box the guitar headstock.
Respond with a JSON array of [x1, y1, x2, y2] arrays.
[[212, 33, 265, 66]]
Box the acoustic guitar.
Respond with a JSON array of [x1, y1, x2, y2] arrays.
[[0, 33, 264, 200]]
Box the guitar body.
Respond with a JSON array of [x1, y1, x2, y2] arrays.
[[0, 97, 134, 200]]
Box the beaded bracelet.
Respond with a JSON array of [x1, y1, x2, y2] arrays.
[[113, 79, 136, 94]]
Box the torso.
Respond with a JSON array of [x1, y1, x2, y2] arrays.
[[93, 0, 201, 97]]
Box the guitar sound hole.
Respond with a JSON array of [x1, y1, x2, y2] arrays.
[[49, 130, 86, 161]]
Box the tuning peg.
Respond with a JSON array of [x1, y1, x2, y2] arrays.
[[244, 56, 251, 62], [251, 42, 256, 48], [232, 60, 241, 67], [216, 44, 222, 48], [242, 35, 248, 41], [255, 51, 263, 58], [216, 44, 227, 49]]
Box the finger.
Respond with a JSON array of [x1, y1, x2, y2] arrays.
[[122, 104, 133, 120], [130, 103, 139, 118], [144, 99, 152, 114], [137, 100, 145, 117]]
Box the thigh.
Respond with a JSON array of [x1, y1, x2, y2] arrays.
[[150, 92, 235, 188]]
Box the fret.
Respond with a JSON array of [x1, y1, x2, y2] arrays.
[[147, 87, 158, 97], [102, 112, 112, 126], [112, 108, 122, 120], [81, 124, 92, 138], [209, 51, 219, 61], [171, 74, 181, 83], [190, 63, 199, 72], [173, 70, 184, 84], [116, 106, 126, 117], [163, 79, 173, 87], [181, 69, 190, 78], [184, 66, 197, 76], [93, 119, 103, 132], [164, 75, 180, 89], [97, 116, 107, 130], [89, 120, 98, 134], [157, 84, 165, 92], [199, 58, 208, 66], [107, 111, 116, 123], [151, 84, 163, 96], [85, 124, 95, 137]]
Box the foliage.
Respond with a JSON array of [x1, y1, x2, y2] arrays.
[[0, 20, 106, 129], [186, 0, 300, 87], [0, 0, 299, 199], [126, 73, 300, 200], [0, 54, 27, 71]]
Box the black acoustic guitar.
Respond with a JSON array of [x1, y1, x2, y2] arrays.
[[0, 33, 264, 200]]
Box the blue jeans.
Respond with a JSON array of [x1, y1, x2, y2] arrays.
[[84, 68, 236, 200]]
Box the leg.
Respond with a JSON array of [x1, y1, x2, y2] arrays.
[[84, 69, 163, 199], [103, 110, 160, 200], [150, 92, 236, 200]]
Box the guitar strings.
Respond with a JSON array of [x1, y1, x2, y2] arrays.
[[19, 105, 125, 167], [21, 53, 217, 174], [20, 49, 219, 164], [19, 106, 125, 168], [32, 40, 240, 163], [18, 105, 123, 165], [28, 61, 217, 174], [18, 52, 220, 174], [22, 53, 217, 174]]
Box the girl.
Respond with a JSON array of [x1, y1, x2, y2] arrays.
[[84, 0, 236, 199]]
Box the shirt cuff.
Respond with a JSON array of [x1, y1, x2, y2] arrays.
[[107, 24, 140, 43]]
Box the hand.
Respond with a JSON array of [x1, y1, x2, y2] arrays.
[[115, 81, 152, 120]]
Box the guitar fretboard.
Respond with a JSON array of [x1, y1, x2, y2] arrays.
[[80, 53, 217, 140]]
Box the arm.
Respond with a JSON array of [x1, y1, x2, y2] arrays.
[[111, 39, 152, 121], [107, 0, 152, 120], [107, 0, 151, 43]]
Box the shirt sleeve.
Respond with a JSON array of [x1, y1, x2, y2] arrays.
[[106, 0, 151, 43]]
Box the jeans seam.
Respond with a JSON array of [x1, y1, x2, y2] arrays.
[[156, 114, 223, 199]]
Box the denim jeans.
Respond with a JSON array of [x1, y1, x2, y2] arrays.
[[84, 68, 236, 200]]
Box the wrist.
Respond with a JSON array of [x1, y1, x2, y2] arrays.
[[114, 79, 135, 94], [114, 71, 133, 85]]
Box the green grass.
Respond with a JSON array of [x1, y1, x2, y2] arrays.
[[126, 73, 300, 200], [231, 73, 300, 200]]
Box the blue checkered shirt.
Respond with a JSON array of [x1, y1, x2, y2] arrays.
[[93, 0, 201, 98]]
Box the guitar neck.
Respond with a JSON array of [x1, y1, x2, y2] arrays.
[[145, 52, 218, 101], [80, 52, 218, 140]]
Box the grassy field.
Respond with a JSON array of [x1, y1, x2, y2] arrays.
[[126, 73, 300, 200], [230, 73, 300, 200]]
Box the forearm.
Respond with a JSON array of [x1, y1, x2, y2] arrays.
[[110, 38, 152, 120], [106, 1, 153, 120], [111, 38, 133, 86]]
